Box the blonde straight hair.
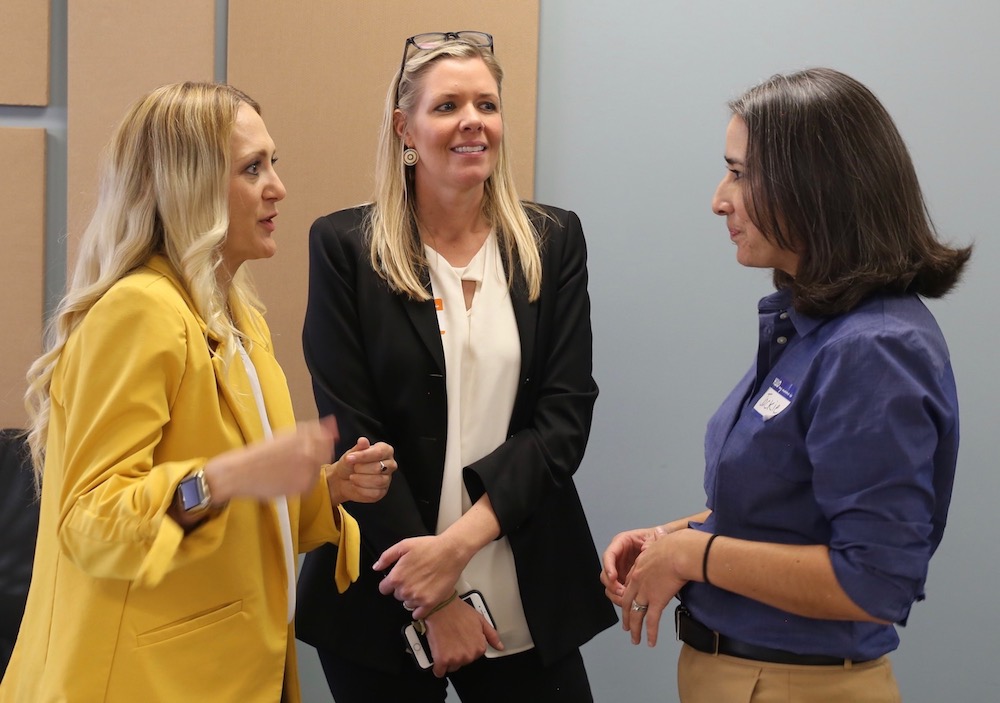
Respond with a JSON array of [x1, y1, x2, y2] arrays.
[[24, 82, 264, 482], [367, 39, 545, 301]]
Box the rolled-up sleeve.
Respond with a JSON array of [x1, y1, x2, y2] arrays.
[[298, 469, 361, 593], [52, 285, 226, 586], [808, 331, 959, 623]]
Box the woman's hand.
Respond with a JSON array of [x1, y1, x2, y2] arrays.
[[423, 597, 504, 678], [601, 525, 665, 606], [620, 527, 709, 648], [326, 436, 396, 506], [374, 534, 467, 619], [202, 416, 340, 503], [374, 493, 500, 619]]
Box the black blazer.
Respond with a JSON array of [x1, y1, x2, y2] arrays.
[[295, 204, 616, 672]]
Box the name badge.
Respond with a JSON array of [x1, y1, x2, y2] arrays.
[[753, 387, 791, 420]]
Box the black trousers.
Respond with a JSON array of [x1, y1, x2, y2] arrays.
[[317, 646, 593, 703]]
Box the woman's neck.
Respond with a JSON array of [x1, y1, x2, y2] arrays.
[[414, 186, 492, 267], [413, 181, 488, 241], [216, 268, 233, 301]]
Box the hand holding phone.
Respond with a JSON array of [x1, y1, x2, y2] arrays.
[[402, 590, 496, 669]]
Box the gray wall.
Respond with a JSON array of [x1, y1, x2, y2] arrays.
[[532, 1, 998, 702]]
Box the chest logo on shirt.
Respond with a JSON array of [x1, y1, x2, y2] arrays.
[[753, 376, 795, 420]]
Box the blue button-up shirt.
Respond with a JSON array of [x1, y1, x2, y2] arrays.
[[682, 288, 960, 661]]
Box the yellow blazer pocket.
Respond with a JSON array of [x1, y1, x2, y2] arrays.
[[136, 600, 243, 647]]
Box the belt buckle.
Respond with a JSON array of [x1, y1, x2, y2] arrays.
[[674, 605, 691, 643], [676, 605, 720, 655]]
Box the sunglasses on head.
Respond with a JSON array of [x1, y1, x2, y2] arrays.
[[395, 31, 494, 106]]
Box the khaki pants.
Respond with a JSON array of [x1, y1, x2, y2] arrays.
[[677, 643, 902, 703]]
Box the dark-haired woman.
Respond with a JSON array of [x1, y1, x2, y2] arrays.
[[602, 67, 970, 703]]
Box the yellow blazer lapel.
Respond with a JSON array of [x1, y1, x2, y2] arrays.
[[143, 256, 268, 446], [244, 332, 295, 433], [241, 317, 303, 545], [211, 338, 266, 445], [226, 299, 305, 549]]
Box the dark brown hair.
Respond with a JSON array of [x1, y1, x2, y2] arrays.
[[730, 67, 971, 315]]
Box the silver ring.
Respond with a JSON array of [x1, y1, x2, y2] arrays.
[[402, 602, 415, 612], [630, 600, 648, 612], [379, 460, 387, 472]]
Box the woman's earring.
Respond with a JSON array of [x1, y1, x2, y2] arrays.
[[402, 147, 419, 166]]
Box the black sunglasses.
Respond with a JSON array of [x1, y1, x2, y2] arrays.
[[394, 31, 494, 107]]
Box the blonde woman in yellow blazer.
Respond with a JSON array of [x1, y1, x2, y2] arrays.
[[0, 83, 395, 703]]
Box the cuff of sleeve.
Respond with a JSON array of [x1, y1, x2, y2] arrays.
[[135, 517, 185, 587], [333, 504, 361, 593], [134, 506, 233, 587], [830, 544, 924, 623]]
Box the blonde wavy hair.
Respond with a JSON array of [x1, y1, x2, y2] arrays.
[[24, 81, 264, 481], [367, 39, 545, 301]]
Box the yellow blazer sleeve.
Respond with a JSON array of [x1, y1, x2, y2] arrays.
[[333, 505, 360, 593], [51, 280, 229, 586], [298, 468, 360, 593]]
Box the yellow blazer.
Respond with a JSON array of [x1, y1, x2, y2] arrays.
[[0, 257, 359, 703]]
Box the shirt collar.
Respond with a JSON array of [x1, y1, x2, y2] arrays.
[[758, 287, 825, 339]]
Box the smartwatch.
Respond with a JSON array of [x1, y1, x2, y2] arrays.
[[176, 468, 213, 515]]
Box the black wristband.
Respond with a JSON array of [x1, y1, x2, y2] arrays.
[[702, 533, 720, 585]]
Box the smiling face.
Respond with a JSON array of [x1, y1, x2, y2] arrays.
[[221, 103, 286, 277], [711, 116, 799, 276], [395, 56, 502, 200]]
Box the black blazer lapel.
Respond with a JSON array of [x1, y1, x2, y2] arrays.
[[510, 262, 537, 386], [401, 277, 446, 375]]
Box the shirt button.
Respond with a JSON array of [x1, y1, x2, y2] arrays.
[[776, 336, 788, 345], [779, 312, 789, 320]]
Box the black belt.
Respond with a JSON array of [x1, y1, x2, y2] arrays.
[[675, 606, 867, 667]]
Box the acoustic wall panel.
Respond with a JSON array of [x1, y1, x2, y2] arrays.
[[0, 128, 46, 428], [66, 1, 215, 269], [229, 0, 540, 419], [0, 0, 50, 105]]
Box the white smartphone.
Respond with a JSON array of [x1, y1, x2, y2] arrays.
[[402, 590, 496, 669]]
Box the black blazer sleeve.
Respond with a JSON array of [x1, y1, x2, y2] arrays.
[[301, 207, 430, 552]]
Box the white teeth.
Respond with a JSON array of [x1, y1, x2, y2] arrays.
[[453, 146, 485, 153]]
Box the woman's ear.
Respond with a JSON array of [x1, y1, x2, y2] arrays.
[[393, 109, 407, 143]]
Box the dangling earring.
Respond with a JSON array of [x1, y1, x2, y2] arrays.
[[402, 147, 419, 166]]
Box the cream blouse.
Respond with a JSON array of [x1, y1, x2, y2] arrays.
[[425, 232, 533, 656]]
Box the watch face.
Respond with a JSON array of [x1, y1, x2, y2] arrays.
[[178, 476, 206, 511]]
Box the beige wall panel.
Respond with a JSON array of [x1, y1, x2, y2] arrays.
[[0, 0, 50, 105], [230, 0, 539, 420], [67, 1, 215, 267], [0, 129, 46, 428]]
